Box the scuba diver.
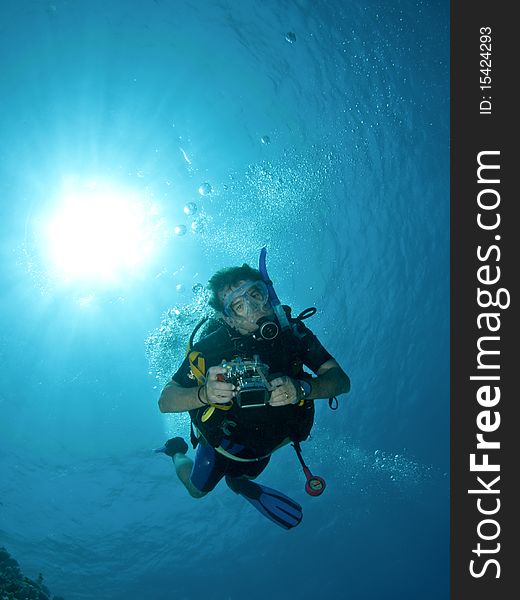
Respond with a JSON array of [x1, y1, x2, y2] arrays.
[[156, 248, 350, 529]]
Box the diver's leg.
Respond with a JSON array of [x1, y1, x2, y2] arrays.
[[174, 440, 228, 499], [172, 453, 208, 498], [158, 437, 227, 498], [225, 455, 270, 485], [156, 436, 208, 498], [225, 457, 302, 529]]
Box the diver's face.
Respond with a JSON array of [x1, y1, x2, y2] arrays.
[[219, 279, 273, 334]]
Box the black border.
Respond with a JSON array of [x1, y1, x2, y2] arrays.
[[451, 2, 517, 598]]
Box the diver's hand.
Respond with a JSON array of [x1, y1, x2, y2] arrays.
[[269, 376, 299, 407], [205, 366, 236, 404]]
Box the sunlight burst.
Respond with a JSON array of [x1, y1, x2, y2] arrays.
[[45, 179, 157, 284]]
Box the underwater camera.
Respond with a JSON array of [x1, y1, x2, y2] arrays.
[[221, 356, 271, 408]]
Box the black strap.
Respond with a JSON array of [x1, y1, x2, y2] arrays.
[[295, 307, 317, 321], [328, 396, 338, 410]]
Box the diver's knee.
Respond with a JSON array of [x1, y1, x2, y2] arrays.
[[187, 486, 208, 499], [225, 475, 245, 493]]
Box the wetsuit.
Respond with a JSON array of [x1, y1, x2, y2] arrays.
[[171, 316, 333, 493]]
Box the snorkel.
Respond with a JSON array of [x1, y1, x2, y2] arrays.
[[258, 246, 290, 331]]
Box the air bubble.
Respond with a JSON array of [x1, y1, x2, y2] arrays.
[[183, 202, 197, 216], [198, 182, 212, 196]]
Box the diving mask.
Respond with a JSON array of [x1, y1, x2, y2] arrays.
[[222, 280, 270, 319]]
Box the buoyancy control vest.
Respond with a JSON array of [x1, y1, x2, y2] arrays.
[[187, 307, 316, 458]]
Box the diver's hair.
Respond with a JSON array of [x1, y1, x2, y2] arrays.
[[207, 264, 263, 312]]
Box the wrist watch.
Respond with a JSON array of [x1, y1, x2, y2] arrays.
[[297, 379, 312, 400]]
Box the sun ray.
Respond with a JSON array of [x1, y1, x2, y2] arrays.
[[43, 178, 159, 285]]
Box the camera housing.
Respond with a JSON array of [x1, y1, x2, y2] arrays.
[[222, 356, 271, 408]]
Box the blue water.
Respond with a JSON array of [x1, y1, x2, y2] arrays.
[[0, 1, 449, 599]]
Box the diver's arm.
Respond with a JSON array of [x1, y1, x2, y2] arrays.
[[158, 381, 204, 413], [269, 359, 350, 407], [308, 359, 350, 400], [158, 367, 236, 413]]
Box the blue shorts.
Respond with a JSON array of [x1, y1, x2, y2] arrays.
[[190, 440, 271, 493]]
